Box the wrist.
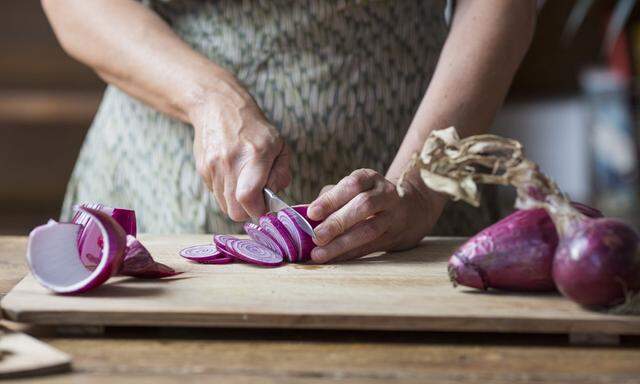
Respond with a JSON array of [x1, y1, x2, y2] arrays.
[[184, 68, 254, 125], [399, 168, 447, 226]]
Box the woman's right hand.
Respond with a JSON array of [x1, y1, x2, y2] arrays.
[[189, 74, 292, 221]]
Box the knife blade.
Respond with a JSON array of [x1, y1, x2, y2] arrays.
[[263, 188, 317, 240]]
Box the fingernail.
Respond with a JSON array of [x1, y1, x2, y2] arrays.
[[307, 205, 321, 220]]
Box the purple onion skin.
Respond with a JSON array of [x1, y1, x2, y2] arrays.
[[291, 205, 321, 228], [448, 203, 602, 292], [111, 208, 137, 237], [120, 235, 178, 278], [74, 207, 127, 293], [553, 218, 640, 307]]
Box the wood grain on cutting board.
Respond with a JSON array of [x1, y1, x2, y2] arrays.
[[2, 235, 639, 334]]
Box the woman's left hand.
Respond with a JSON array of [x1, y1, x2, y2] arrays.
[[306, 168, 445, 263]]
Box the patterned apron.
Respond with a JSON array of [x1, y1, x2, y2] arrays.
[[61, 0, 499, 235]]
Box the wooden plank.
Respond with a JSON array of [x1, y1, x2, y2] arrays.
[[17, 330, 640, 384], [2, 235, 639, 334], [0, 327, 71, 379]]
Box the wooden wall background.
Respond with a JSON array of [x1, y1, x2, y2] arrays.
[[0, 1, 604, 235]]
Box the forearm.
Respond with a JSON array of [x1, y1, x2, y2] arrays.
[[386, 0, 536, 183], [42, 0, 247, 123]]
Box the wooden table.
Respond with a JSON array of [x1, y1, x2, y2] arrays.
[[1, 236, 639, 383]]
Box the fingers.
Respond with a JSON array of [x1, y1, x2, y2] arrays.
[[318, 184, 335, 196], [224, 174, 249, 221], [236, 140, 291, 219], [210, 169, 227, 215], [307, 168, 380, 221], [310, 212, 391, 264], [313, 182, 392, 246], [266, 145, 292, 192]]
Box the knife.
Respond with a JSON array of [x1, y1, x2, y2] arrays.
[[263, 188, 317, 240]]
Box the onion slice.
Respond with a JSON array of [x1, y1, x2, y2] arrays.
[[258, 215, 297, 262], [244, 222, 284, 258], [121, 235, 179, 278], [72, 203, 137, 269], [213, 234, 239, 258], [180, 244, 234, 264], [27, 207, 127, 294], [277, 208, 315, 262], [226, 238, 284, 267]]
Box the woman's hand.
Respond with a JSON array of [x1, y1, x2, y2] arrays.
[[190, 75, 292, 221], [306, 168, 445, 263]]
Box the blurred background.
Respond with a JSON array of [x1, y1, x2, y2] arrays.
[[0, 0, 639, 235]]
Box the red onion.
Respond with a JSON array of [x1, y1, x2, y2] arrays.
[[277, 208, 315, 262], [72, 203, 136, 269], [27, 207, 127, 294], [449, 203, 602, 292], [213, 234, 239, 258], [553, 216, 640, 307], [225, 238, 284, 267], [179, 244, 234, 264], [400, 127, 640, 308], [244, 222, 284, 258], [258, 215, 297, 262], [122, 235, 179, 277]]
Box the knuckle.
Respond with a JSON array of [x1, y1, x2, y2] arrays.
[[356, 193, 377, 216], [345, 175, 365, 193], [361, 221, 382, 240], [348, 168, 378, 190], [235, 185, 259, 205], [228, 208, 247, 222], [328, 217, 346, 237]]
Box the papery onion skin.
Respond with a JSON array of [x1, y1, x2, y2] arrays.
[[449, 203, 602, 292], [553, 218, 640, 307]]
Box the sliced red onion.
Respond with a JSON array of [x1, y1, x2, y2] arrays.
[[27, 207, 127, 294], [277, 208, 315, 263], [244, 222, 284, 258], [259, 215, 297, 262], [213, 234, 239, 258], [226, 238, 283, 267], [179, 243, 234, 264], [121, 235, 179, 278], [291, 204, 321, 228], [72, 203, 136, 269]]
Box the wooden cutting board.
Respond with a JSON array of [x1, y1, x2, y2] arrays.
[[2, 235, 639, 335]]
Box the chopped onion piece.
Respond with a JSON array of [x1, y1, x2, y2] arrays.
[[27, 207, 126, 294]]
